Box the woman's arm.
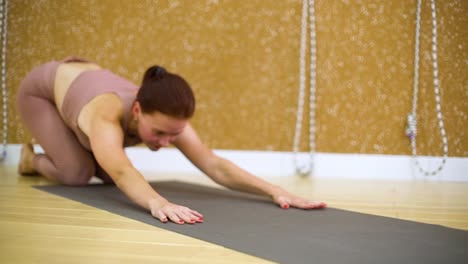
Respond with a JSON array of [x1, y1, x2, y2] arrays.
[[174, 124, 326, 209], [88, 112, 164, 210], [79, 94, 204, 224]]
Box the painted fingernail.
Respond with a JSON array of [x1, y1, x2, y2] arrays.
[[282, 204, 289, 209]]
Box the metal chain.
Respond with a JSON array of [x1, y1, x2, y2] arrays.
[[293, 0, 316, 177], [0, 0, 8, 161], [406, 0, 448, 176]]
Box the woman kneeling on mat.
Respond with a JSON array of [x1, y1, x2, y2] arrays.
[[16, 57, 326, 224]]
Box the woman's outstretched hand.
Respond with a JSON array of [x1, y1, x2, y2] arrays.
[[149, 199, 204, 224], [272, 189, 327, 210]]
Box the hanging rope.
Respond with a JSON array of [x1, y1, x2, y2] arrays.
[[406, 0, 448, 176], [0, 0, 8, 161], [293, 0, 316, 177]]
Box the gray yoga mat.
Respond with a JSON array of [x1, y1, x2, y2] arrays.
[[35, 181, 468, 264]]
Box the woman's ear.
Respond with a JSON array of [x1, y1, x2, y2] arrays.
[[132, 101, 141, 119]]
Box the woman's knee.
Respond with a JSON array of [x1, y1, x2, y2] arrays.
[[58, 165, 95, 186], [60, 175, 91, 186]]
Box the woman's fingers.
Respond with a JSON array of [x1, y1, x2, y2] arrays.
[[177, 210, 198, 224], [310, 201, 327, 208], [153, 210, 168, 223], [276, 196, 291, 209], [166, 211, 184, 224], [189, 209, 204, 219], [153, 204, 204, 224], [188, 210, 204, 223], [291, 198, 327, 209], [275, 193, 327, 210], [184, 208, 204, 223]]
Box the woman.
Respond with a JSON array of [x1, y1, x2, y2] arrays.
[[16, 57, 326, 224]]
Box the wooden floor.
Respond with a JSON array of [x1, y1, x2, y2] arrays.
[[1, 165, 467, 263]]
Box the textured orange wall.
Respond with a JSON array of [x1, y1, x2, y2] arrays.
[[3, 0, 467, 156]]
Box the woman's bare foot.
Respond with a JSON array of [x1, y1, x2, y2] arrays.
[[18, 143, 38, 175]]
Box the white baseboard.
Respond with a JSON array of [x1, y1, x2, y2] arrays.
[[2, 144, 467, 182]]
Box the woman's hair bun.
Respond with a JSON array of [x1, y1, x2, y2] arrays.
[[144, 65, 167, 81], [155, 66, 166, 76]]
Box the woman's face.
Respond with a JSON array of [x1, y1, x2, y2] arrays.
[[133, 103, 187, 151]]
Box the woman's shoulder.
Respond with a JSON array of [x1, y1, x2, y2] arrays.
[[78, 93, 125, 130], [83, 93, 125, 119], [77, 93, 126, 139]]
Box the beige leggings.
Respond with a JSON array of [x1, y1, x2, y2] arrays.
[[16, 59, 113, 185]]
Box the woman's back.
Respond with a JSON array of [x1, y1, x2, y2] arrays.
[[54, 61, 102, 119], [53, 60, 140, 150]]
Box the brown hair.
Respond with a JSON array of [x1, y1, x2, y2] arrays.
[[136, 66, 195, 119]]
